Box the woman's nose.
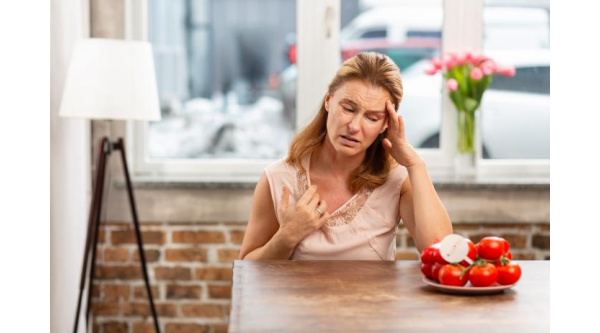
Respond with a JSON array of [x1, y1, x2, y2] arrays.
[[348, 116, 361, 133]]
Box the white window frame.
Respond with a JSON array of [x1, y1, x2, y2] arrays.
[[125, 0, 549, 181]]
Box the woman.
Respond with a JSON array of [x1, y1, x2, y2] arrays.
[[239, 52, 452, 260]]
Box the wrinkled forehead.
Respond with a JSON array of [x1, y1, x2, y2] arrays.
[[333, 80, 391, 110]]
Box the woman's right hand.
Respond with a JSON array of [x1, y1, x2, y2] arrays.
[[278, 184, 329, 245]]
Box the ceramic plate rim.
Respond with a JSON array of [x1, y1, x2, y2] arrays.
[[422, 277, 516, 294]]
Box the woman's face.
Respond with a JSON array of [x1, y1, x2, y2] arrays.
[[324, 80, 390, 157]]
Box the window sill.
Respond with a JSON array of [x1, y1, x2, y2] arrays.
[[117, 175, 549, 191]]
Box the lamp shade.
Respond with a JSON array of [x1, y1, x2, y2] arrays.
[[60, 39, 161, 121]]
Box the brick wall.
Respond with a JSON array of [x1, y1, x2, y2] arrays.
[[90, 221, 549, 333]]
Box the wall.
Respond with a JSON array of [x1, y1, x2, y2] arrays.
[[50, 0, 91, 332]]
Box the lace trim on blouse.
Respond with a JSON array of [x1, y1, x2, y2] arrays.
[[296, 168, 373, 227]]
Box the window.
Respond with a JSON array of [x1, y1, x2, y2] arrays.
[[127, 0, 549, 179], [480, 0, 550, 163], [148, 0, 297, 161], [129, 0, 298, 178], [358, 29, 387, 39], [489, 66, 550, 95], [406, 30, 442, 39]]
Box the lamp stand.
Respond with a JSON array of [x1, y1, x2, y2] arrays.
[[73, 137, 160, 333]]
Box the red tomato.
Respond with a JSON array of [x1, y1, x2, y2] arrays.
[[460, 239, 477, 267], [502, 239, 510, 253], [478, 237, 508, 260], [438, 265, 469, 286], [421, 263, 433, 279], [430, 243, 448, 265], [469, 263, 498, 287], [420, 246, 434, 264], [431, 263, 443, 282], [497, 262, 521, 285]]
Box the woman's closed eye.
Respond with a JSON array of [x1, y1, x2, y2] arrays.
[[365, 112, 384, 122], [343, 106, 380, 122]]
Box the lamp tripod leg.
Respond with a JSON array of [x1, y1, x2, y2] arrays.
[[73, 137, 110, 333], [117, 138, 161, 333]]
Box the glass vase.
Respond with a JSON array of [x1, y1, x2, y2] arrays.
[[454, 110, 477, 179]]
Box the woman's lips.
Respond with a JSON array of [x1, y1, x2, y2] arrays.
[[341, 135, 359, 147]]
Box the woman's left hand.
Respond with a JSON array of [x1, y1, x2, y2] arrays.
[[382, 100, 424, 168]]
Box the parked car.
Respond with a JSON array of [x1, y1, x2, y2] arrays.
[[339, 5, 442, 70]]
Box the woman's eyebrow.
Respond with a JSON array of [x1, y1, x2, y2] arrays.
[[340, 98, 359, 107], [340, 98, 386, 113]]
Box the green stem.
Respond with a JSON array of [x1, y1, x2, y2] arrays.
[[458, 263, 472, 280], [457, 110, 475, 154]]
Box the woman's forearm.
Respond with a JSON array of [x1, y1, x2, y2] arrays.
[[243, 228, 299, 260], [407, 161, 453, 251]]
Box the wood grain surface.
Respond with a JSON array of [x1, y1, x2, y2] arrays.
[[229, 260, 549, 333]]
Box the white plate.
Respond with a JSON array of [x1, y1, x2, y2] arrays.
[[422, 277, 516, 295]]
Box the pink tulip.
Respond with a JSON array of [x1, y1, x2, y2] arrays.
[[442, 53, 457, 70], [455, 52, 468, 66], [480, 59, 497, 75], [469, 51, 486, 66], [431, 57, 443, 70], [498, 66, 516, 77], [446, 78, 458, 91], [470, 67, 483, 81], [424, 65, 438, 75], [464, 50, 473, 63]]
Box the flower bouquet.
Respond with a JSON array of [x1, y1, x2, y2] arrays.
[[424, 51, 515, 175]]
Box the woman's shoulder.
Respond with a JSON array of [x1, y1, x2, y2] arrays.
[[388, 163, 409, 184], [371, 163, 408, 195], [265, 157, 297, 176]]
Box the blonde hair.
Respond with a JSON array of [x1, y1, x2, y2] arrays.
[[286, 52, 404, 193]]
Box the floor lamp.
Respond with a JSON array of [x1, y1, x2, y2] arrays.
[[60, 39, 162, 333]]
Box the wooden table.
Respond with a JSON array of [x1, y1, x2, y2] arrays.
[[229, 260, 549, 333]]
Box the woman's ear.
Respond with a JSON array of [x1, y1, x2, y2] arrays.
[[324, 93, 331, 112]]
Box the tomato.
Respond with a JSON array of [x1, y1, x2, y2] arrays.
[[478, 237, 508, 260], [421, 263, 434, 279], [438, 265, 469, 286], [497, 262, 521, 285], [502, 239, 510, 253], [469, 263, 498, 287], [431, 263, 443, 282], [430, 243, 448, 265], [460, 239, 477, 267], [420, 246, 435, 264], [421, 243, 447, 279]]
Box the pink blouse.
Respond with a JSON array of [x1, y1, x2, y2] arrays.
[[265, 154, 408, 260]]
